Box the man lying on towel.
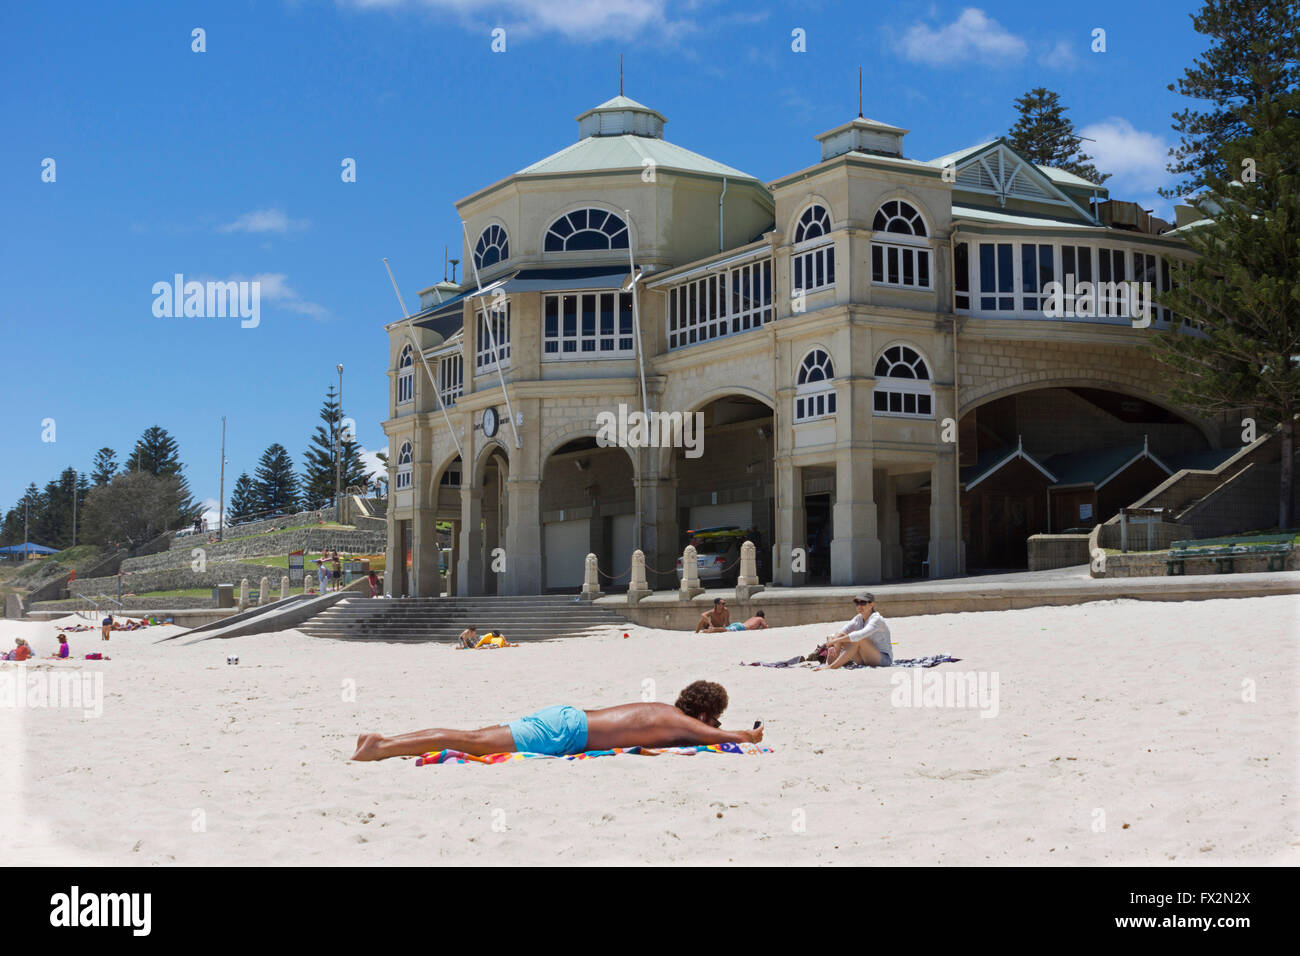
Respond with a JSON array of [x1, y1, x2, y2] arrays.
[[351, 680, 762, 760]]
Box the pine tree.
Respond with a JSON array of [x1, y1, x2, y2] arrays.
[[253, 444, 299, 515], [91, 447, 117, 486], [1163, 0, 1300, 199], [300, 384, 368, 508], [1148, 66, 1299, 526], [1007, 88, 1109, 185], [125, 425, 197, 527], [228, 473, 257, 523]]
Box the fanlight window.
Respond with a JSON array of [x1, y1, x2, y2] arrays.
[[873, 345, 933, 418], [873, 200, 928, 236], [397, 345, 414, 405], [544, 209, 629, 252], [474, 225, 509, 270], [795, 348, 836, 423], [794, 204, 831, 243], [395, 441, 413, 490]]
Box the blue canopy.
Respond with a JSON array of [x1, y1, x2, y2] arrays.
[[0, 542, 58, 556]]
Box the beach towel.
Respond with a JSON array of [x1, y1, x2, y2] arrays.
[[417, 742, 772, 766], [740, 654, 961, 669]]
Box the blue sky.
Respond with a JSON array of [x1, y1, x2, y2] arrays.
[[2, 0, 1206, 522]]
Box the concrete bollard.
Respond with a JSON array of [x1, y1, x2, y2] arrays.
[[238, 578, 250, 611], [735, 540, 764, 602], [280, 576, 289, 600], [305, 573, 315, 594], [579, 552, 604, 602], [258, 577, 270, 606], [626, 549, 651, 605], [679, 545, 704, 599]]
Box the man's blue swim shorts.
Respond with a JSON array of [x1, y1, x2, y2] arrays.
[[507, 705, 589, 756]]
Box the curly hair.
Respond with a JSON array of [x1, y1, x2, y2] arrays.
[[674, 680, 729, 722]]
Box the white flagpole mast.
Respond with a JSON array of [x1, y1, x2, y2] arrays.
[[623, 209, 650, 417], [384, 258, 463, 461], [461, 220, 521, 450]]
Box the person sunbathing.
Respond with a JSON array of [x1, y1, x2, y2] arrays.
[[694, 597, 731, 633], [351, 680, 762, 760]]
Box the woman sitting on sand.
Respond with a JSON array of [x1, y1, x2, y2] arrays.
[[48, 635, 70, 659], [4, 638, 33, 661], [352, 680, 762, 760]]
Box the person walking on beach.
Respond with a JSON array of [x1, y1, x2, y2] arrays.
[[101, 614, 113, 641], [814, 592, 891, 670], [695, 597, 730, 633], [352, 680, 762, 760], [317, 560, 330, 594]]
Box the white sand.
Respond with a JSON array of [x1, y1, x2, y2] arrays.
[[1, 597, 1297, 866]]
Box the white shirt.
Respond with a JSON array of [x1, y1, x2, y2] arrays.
[[837, 610, 891, 659]]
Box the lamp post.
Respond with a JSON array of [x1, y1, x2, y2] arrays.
[[335, 364, 344, 516]]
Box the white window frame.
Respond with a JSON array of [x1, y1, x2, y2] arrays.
[[475, 302, 511, 374], [666, 258, 772, 350], [543, 291, 636, 360], [543, 208, 630, 253], [395, 441, 413, 490], [794, 348, 837, 424], [437, 352, 463, 407], [791, 204, 835, 296], [397, 345, 414, 406], [871, 200, 932, 291], [873, 346, 934, 419], [473, 224, 509, 271]]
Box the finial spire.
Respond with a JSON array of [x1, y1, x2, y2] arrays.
[[858, 67, 863, 118], [620, 54, 623, 96]]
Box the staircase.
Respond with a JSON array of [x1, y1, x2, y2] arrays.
[[297, 595, 628, 643]]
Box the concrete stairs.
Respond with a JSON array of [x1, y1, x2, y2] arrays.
[[297, 595, 628, 643]]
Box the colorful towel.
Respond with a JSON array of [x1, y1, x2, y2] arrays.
[[417, 741, 771, 766], [740, 654, 961, 669]]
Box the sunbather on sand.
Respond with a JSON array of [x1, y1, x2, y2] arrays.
[[694, 598, 730, 633], [351, 680, 761, 760], [814, 592, 892, 670]]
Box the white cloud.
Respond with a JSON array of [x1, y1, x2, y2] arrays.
[[1038, 39, 1080, 70], [358, 446, 387, 484], [1080, 117, 1171, 193], [341, 0, 693, 42], [219, 207, 309, 234], [897, 8, 1027, 67], [238, 272, 329, 319], [199, 497, 220, 528]]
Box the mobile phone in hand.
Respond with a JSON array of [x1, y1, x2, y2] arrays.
[[753, 720, 762, 729]]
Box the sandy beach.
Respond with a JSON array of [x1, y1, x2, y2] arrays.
[[1, 595, 1297, 866]]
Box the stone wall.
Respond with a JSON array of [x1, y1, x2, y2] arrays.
[[1097, 519, 1194, 551], [125, 528, 385, 573], [170, 507, 338, 548], [74, 561, 287, 597], [1027, 533, 1090, 571], [1103, 549, 1299, 577]]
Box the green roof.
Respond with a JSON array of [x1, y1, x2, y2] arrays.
[[517, 134, 762, 182], [1043, 443, 1171, 488]]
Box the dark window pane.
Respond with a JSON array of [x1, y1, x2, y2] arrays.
[[872, 245, 883, 282], [874, 391, 887, 411], [980, 244, 995, 293], [955, 242, 969, 293], [997, 243, 1013, 292], [888, 247, 899, 284], [919, 394, 932, 415], [918, 250, 929, 287], [902, 248, 914, 285], [1022, 245, 1038, 292]]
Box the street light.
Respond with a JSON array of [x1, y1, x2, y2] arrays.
[[335, 363, 344, 516]]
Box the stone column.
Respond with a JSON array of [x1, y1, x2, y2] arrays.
[[238, 578, 249, 611], [879, 470, 903, 580], [928, 451, 962, 578], [580, 552, 603, 602], [384, 506, 400, 598], [831, 454, 881, 584], [735, 540, 764, 601], [447, 519, 460, 597], [679, 545, 704, 599], [411, 492, 439, 599], [636, 471, 678, 592], [280, 576, 289, 600], [457, 486, 483, 596], [504, 478, 542, 595], [258, 577, 269, 605], [774, 458, 803, 586], [627, 549, 651, 604]]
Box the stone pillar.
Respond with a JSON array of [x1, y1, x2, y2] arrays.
[[280, 576, 289, 600], [447, 519, 460, 597], [384, 507, 400, 598], [580, 552, 603, 602], [238, 578, 249, 611], [504, 478, 542, 595], [831, 454, 881, 585], [735, 540, 764, 601], [411, 501, 439, 599], [774, 459, 804, 587], [637, 472, 678, 592], [258, 577, 269, 605], [679, 545, 704, 598], [305, 573, 314, 594], [879, 471, 903, 581], [627, 549, 651, 604], [928, 451, 962, 578], [457, 486, 483, 596]]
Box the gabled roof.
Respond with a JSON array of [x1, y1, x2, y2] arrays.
[[961, 440, 1056, 490], [1043, 441, 1172, 490], [929, 139, 1102, 221]]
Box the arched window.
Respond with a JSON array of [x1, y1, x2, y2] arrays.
[[792, 204, 835, 294], [395, 441, 413, 489], [544, 208, 629, 252], [871, 200, 931, 290], [795, 348, 836, 423], [473, 224, 509, 270], [397, 345, 414, 405], [873, 345, 933, 418]]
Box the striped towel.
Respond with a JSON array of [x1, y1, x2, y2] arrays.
[[417, 742, 772, 766]]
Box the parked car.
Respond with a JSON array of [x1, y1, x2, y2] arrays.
[[675, 527, 746, 585]]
